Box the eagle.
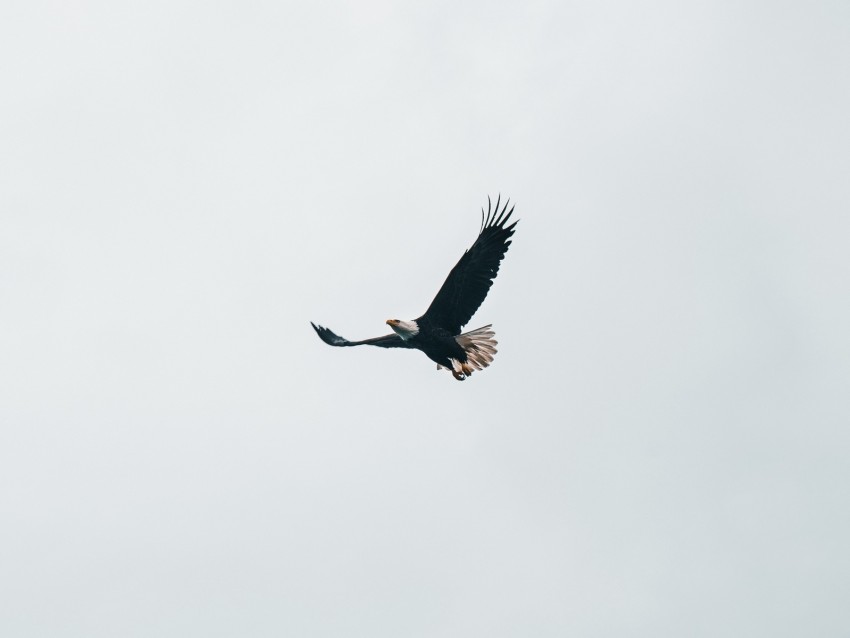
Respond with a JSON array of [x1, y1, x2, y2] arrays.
[[311, 196, 518, 380]]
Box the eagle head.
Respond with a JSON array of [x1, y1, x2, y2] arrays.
[[386, 319, 419, 340]]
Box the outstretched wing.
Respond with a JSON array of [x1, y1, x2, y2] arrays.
[[418, 196, 518, 334], [311, 322, 413, 349]]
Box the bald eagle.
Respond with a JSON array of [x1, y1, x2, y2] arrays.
[[311, 196, 518, 380]]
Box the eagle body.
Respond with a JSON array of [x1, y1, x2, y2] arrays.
[[311, 197, 517, 381], [400, 319, 465, 367]]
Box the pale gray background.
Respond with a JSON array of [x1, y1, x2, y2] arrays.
[[2, 1, 849, 636]]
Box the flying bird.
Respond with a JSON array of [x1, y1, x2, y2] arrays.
[[311, 196, 518, 381]]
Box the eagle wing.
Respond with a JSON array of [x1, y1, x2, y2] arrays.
[[311, 322, 413, 349], [418, 196, 518, 334]]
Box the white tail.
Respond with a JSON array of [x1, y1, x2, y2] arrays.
[[456, 325, 498, 371]]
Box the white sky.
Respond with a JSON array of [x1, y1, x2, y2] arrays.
[[2, 1, 849, 636]]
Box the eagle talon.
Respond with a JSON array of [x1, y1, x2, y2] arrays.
[[452, 370, 466, 381]]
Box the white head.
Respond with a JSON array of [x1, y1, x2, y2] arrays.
[[386, 319, 420, 340]]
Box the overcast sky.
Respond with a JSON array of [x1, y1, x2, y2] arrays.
[[2, 1, 849, 636]]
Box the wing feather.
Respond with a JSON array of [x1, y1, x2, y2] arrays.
[[310, 322, 412, 349], [418, 197, 518, 334]]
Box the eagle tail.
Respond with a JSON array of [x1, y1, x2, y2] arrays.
[[456, 325, 498, 371]]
